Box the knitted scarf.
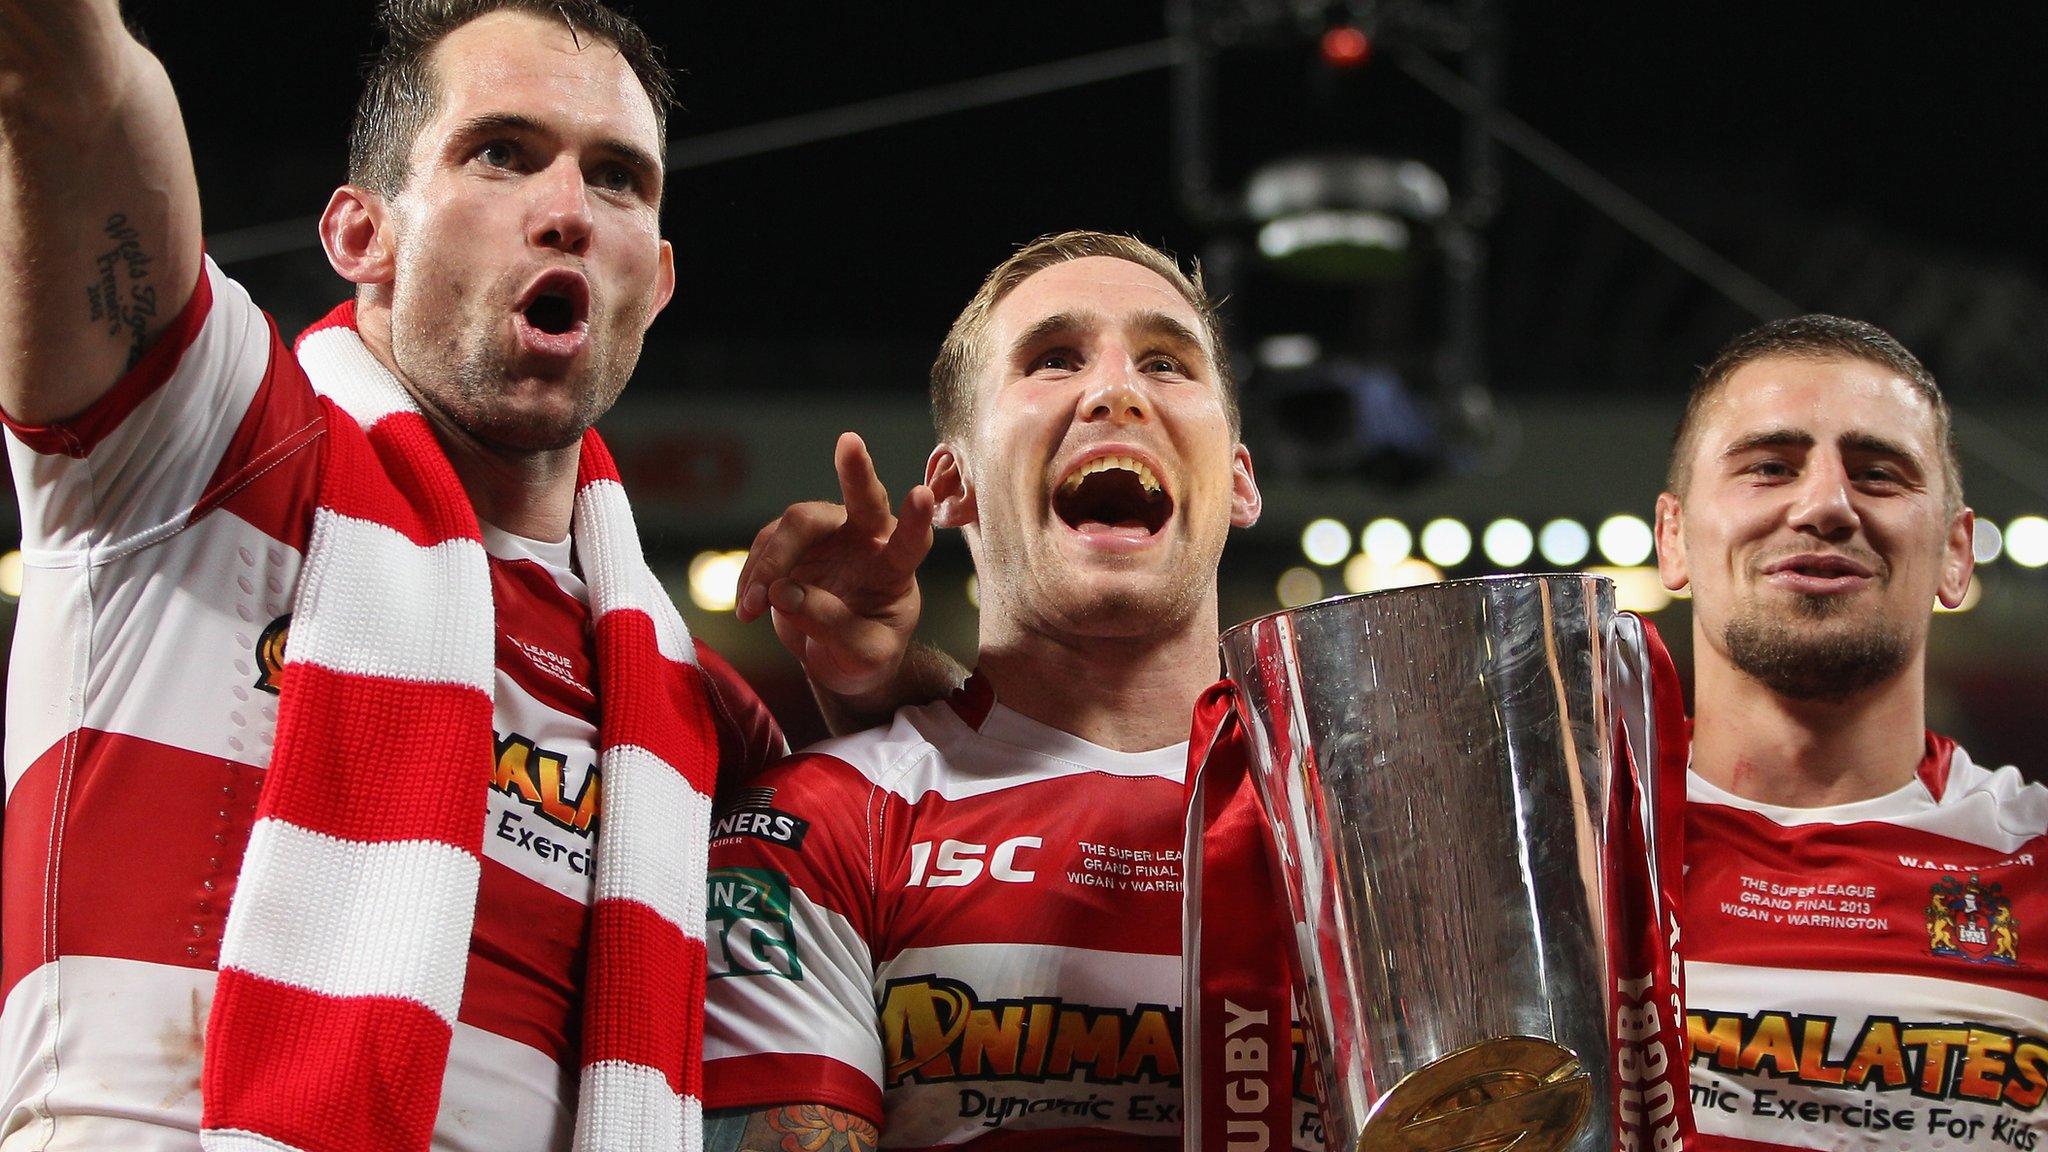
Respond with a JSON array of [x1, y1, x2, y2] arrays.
[[198, 304, 717, 1152]]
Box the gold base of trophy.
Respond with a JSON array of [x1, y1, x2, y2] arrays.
[[1354, 1036, 1591, 1152]]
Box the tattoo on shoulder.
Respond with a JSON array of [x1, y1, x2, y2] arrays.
[[735, 1105, 879, 1152], [84, 212, 159, 371]]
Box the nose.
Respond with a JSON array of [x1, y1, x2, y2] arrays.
[[1787, 461, 1859, 542], [1079, 358, 1150, 426], [529, 157, 593, 257]]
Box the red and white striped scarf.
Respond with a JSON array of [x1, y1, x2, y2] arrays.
[[199, 304, 717, 1152]]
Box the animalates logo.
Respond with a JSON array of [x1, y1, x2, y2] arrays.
[[1928, 874, 2020, 964], [708, 867, 801, 981], [494, 732, 598, 835], [1689, 1010, 2048, 1110], [880, 976, 1180, 1087], [711, 787, 811, 850], [253, 614, 291, 694]]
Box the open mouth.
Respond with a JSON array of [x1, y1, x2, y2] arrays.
[[1053, 455, 1173, 535], [516, 270, 590, 337], [526, 294, 576, 335]]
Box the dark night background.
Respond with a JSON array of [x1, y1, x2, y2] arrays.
[[131, 2, 2048, 396]]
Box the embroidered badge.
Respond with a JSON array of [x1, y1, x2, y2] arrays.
[[1928, 873, 2019, 964]]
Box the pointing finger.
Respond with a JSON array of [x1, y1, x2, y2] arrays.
[[836, 432, 895, 538]]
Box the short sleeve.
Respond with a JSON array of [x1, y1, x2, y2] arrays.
[[693, 641, 789, 778], [702, 750, 887, 1124], [4, 257, 305, 553]]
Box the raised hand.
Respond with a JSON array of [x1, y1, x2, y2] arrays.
[[736, 431, 935, 698]]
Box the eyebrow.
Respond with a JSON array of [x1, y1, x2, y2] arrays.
[[1721, 429, 1813, 458], [1722, 427, 1925, 467], [1839, 431, 1924, 466], [1007, 309, 1211, 368], [1130, 310, 1208, 357], [450, 112, 663, 187]]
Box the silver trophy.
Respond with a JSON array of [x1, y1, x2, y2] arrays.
[[1214, 574, 1665, 1152]]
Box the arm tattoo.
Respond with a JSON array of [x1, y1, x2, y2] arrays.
[[704, 1104, 880, 1152], [84, 212, 159, 370]]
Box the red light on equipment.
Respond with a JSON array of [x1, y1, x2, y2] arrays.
[[1320, 25, 1372, 68]]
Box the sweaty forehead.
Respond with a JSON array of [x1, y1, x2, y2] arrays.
[[1697, 354, 1938, 456], [423, 11, 660, 148], [989, 257, 1204, 348]]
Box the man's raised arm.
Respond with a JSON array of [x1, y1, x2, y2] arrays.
[[0, 1, 202, 424], [737, 432, 967, 734]]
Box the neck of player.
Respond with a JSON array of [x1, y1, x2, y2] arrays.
[[358, 307, 581, 542], [1689, 639, 1930, 808], [975, 596, 1223, 755]]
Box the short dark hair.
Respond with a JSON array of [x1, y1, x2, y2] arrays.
[[348, 0, 674, 196], [1667, 314, 1962, 511], [930, 231, 1238, 444]]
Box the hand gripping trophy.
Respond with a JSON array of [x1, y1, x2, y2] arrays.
[[1183, 575, 1695, 1152]]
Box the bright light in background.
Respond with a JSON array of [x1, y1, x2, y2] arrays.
[[1935, 574, 1984, 614], [1537, 519, 1590, 566], [2007, 517, 2048, 568], [1277, 566, 1324, 607], [687, 550, 747, 612], [1301, 518, 1352, 566], [1587, 565, 1673, 613], [1974, 519, 2004, 565], [1597, 515, 1655, 566], [0, 550, 20, 602], [1345, 555, 1443, 594], [1257, 333, 1321, 371], [1361, 518, 1413, 565], [1481, 519, 1533, 567], [966, 575, 980, 609], [1258, 211, 1410, 261], [1419, 518, 1472, 567]]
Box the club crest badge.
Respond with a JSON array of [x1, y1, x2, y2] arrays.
[[1927, 873, 2019, 965], [253, 613, 291, 695]]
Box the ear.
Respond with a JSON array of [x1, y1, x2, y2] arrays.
[[1229, 444, 1262, 528], [1937, 506, 1976, 609], [926, 442, 976, 529], [319, 185, 395, 286], [647, 238, 676, 324], [1654, 492, 1689, 592]]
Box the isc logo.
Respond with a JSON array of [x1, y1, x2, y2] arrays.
[[904, 837, 1042, 887]]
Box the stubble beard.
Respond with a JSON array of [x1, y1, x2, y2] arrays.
[[1062, 573, 1206, 638], [402, 314, 637, 455], [1721, 592, 1911, 702], [447, 349, 609, 452], [980, 531, 1213, 643]]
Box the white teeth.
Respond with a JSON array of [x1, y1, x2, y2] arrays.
[[1058, 455, 1162, 494]]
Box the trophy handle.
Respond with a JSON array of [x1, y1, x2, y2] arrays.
[[1604, 611, 1665, 931], [1600, 610, 1699, 1150], [1182, 680, 1299, 1152]]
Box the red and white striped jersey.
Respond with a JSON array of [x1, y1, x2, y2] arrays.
[[702, 677, 1326, 1152], [1, 259, 783, 1152], [1684, 737, 2048, 1151]]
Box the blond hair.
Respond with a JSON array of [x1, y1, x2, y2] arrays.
[[929, 231, 1237, 442]]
